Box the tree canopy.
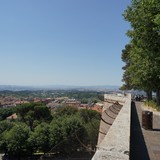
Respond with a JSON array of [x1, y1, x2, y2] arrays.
[[121, 0, 160, 104], [0, 104, 100, 158]]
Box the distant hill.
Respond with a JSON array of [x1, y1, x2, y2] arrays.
[[0, 85, 120, 91], [0, 85, 36, 91]]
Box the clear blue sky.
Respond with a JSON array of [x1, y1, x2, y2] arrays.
[[0, 0, 130, 86]]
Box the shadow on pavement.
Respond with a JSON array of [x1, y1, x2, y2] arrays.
[[130, 101, 150, 160], [152, 128, 160, 132]]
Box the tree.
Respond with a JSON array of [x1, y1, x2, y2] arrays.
[[54, 106, 78, 117], [81, 98, 88, 104], [61, 115, 86, 154], [0, 121, 14, 155], [122, 0, 160, 104], [28, 123, 50, 154], [84, 118, 100, 151], [16, 103, 52, 130], [79, 109, 100, 123], [154, 13, 160, 33], [0, 108, 15, 121], [4, 123, 30, 156], [120, 44, 133, 90], [34, 105, 52, 121], [78, 109, 100, 150], [50, 115, 86, 155], [16, 103, 35, 121], [49, 120, 65, 154]]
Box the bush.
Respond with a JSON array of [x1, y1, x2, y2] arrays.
[[144, 100, 160, 111]]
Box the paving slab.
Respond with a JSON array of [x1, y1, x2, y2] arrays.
[[130, 101, 160, 160]]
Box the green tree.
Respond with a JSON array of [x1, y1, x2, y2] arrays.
[[0, 107, 15, 120], [79, 109, 100, 123], [120, 44, 133, 90], [16, 103, 52, 130], [54, 106, 78, 117], [34, 105, 52, 121], [84, 119, 100, 150], [50, 115, 86, 155], [78, 109, 100, 150], [81, 98, 88, 104], [122, 0, 160, 104], [49, 120, 64, 154], [4, 123, 30, 156], [16, 103, 35, 121], [28, 123, 50, 154], [61, 116, 86, 154], [0, 121, 14, 155]]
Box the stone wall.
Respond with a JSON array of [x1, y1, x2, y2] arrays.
[[92, 94, 131, 160]]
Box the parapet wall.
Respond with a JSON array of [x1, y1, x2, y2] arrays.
[[92, 94, 131, 160], [104, 94, 127, 104]]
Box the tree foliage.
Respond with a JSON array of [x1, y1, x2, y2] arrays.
[[62, 116, 86, 154], [4, 123, 30, 156], [54, 106, 78, 117], [16, 103, 52, 130], [28, 123, 50, 154], [121, 0, 160, 104], [0, 105, 100, 157], [0, 108, 15, 121], [0, 121, 14, 154]]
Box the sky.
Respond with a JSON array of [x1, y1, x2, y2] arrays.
[[0, 0, 131, 86]]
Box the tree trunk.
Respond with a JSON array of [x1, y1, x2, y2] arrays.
[[156, 89, 160, 106], [147, 90, 152, 101]]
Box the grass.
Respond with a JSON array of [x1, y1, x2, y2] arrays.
[[144, 100, 160, 111]]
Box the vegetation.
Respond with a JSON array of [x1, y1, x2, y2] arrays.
[[144, 100, 160, 111], [0, 90, 103, 101], [0, 103, 100, 158], [0, 108, 15, 121], [121, 0, 160, 107], [4, 123, 30, 156]]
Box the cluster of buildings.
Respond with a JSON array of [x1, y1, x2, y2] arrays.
[[0, 96, 103, 118], [0, 96, 28, 108], [0, 96, 53, 108], [47, 98, 103, 113]]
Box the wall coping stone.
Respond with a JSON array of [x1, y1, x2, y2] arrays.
[[92, 94, 131, 160]]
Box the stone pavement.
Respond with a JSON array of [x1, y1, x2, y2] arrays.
[[0, 154, 3, 160], [130, 101, 160, 160]]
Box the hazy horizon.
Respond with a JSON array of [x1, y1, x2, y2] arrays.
[[0, 84, 120, 87]]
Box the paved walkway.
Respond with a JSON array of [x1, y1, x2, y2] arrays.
[[0, 154, 4, 160], [130, 101, 160, 160]]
